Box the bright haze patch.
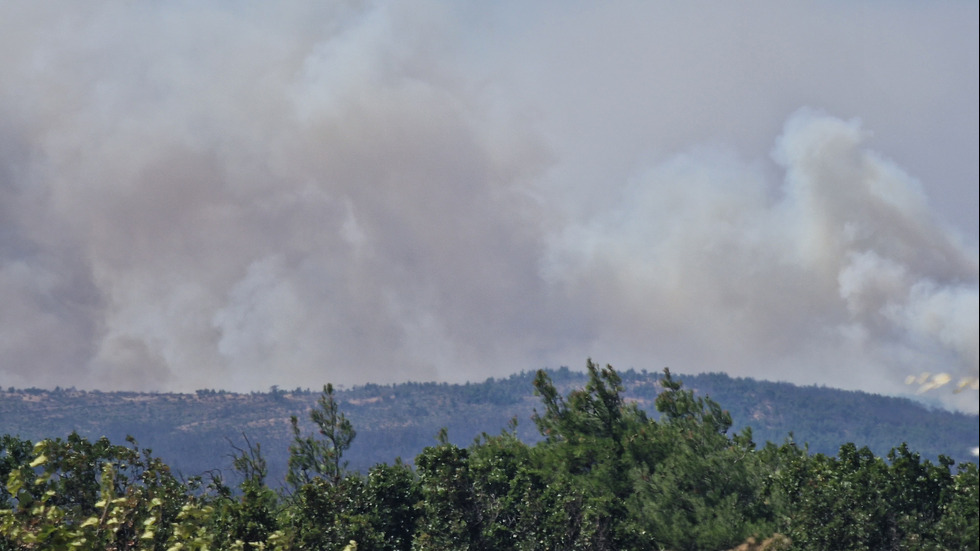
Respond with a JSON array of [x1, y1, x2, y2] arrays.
[[0, 2, 976, 412]]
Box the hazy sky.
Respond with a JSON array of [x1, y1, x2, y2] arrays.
[[1, 2, 977, 411]]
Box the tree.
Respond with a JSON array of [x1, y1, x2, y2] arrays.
[[0, 434, 189, 550], [282, 384, 394, 550], [530, 360, 651, 550], [363, 460, 419, 551], [287, 383, 356, 490], [206, 434, 281, 550], [773, 441, 966, 550], [627, 369, 776, 551], [934, 462, 979, 551], [413, 430, 481, 550]]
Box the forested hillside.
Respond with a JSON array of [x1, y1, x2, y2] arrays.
[[1, 367, 976, 486], [1, 362, 976, 550]]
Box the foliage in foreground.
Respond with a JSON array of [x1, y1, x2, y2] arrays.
[[2, 362, 977, 550]]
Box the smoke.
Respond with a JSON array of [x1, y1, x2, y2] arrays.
[[0, 2, 976, 411], [543, 110, 978, 410]]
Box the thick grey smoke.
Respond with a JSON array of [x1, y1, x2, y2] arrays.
[[0, 2, 977, 411]]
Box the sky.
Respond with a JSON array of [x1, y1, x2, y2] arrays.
[[0, 1, 977, 412]]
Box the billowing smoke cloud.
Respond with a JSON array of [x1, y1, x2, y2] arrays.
[[0, 2, 976, 411], [544, 111, 978, 411]]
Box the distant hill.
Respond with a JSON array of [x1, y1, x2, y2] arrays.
[[2, 368, 976, 486]]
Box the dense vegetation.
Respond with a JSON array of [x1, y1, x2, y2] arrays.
[[1, 361, 977, 550], [2, 368, 976, 487]]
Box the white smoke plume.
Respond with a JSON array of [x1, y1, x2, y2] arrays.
[[544, 110, 978, 411], [0, 2, 976, 411]]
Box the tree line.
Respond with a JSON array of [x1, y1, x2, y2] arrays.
[[1, 361, 977, 550]]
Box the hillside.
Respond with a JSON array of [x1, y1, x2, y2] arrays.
[[1, 368, 976, 486]]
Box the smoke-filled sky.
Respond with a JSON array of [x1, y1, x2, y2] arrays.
[[1, 2, 977, 411]]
